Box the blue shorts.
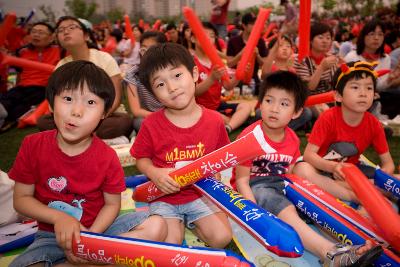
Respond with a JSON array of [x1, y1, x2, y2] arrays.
[[9, 211, 149, 267], [149, 197, 220, 230], [217, 101, 238, 116], [250, 175, 292, 215]]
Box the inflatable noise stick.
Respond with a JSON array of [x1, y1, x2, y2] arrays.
[[73, 231, 254, 267], [17, 100, 50, 128], [236, 8, 271, 82], [0, 12, 16, 47], [152, 19, 161, 31], [124, 15, 135, 45], [304, 91, 335, 107], [342, 164, 400, 252], [285, 174, 387, 244], [194, 178, 304, 258], [183, 7, 230, 83], [0, 53, 54, 73], [284, 181, 400, 266], [132, 124, 276, 202], [374, 169, 400, 199]]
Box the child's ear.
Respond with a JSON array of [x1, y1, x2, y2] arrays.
[[192, 66, 199, 83], [292, 107, 303, 120], [334, 90, 343, 103]]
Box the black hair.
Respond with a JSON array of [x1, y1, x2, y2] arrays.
[[166, 23, 177, 31], [46, 60, 115, 114], [268, 34, 292, 49], [139, 43, 196, 92], [356, 19, 386, 56], [310, 22, 333, 42], [140, 31, 167, 45], [259, 71, 308, 112], [196, 21, 222, 51], [31, 21, 55, 33], [111, 28, 123, 42], [332, 61, 377, 95]]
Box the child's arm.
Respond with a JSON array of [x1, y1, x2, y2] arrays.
[[303, 143, 345, 180], [127, 84, 152, 118], [88, 192, 121, 233], [235, 165, 256, 203], [379, 151, 395, 175], [136, 158, 180, 194], [195, 66, 227, 96], [13, 182, 81, 251]]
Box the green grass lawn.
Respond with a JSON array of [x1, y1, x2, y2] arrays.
[[1, 125, 400, 174]]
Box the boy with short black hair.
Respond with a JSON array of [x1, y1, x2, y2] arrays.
[[132, 43, 232, 248], [9, 60, 166, 267], [233, 70, 381, 266], [294, 61, 395, 202]]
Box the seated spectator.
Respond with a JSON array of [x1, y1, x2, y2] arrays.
[[166, 23, 181, 44], [193, 22, 251, 133], [0, 22, 60, 132], [294, 22, 340, 118], [227, 12, 268, 95], [117, 25, 143, 73], [37, 16, 133, 141], [124, 31, 166, 132]]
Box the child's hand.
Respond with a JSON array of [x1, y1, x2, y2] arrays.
[[54, 213, 81, 252], [65, 250, 90, 265], [210, 66, 226, 82], [152, 167, 180, 194], [332, 162, 346, 181]]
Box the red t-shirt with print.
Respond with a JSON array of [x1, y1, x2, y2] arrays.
[[308, 106, 389, 164], [230, 120, 300, 189], [194, 56, 223, 110], [131, 107, 230, 205], [9, 130, 125, 232]]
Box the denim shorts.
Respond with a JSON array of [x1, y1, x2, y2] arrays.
[[149, 197, 220, 230], [9, 211, 149, 267], [250, 176, 292, 216]]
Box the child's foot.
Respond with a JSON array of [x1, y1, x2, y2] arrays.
[[324, 240, 382, 267], [225, 124, 232, 134]]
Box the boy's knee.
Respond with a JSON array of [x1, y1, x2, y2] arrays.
[[207, 230, 232, 248], [292, 161, 315, 175], [143, 215, 167, 241]]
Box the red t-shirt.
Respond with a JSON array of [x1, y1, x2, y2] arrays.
[[308, 106, 389, 164], [210, 0, 230, 25], [17, 45, 61, 87], [9, 130, 125, 232], [230, 120, 300, 189], [194, 56, 223, 110], [131, 107, 230, 205]]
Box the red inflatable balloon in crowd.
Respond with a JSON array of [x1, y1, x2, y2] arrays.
[[124, 15, 135, 45], [18, 100, 50, 128], [297, 0, 311, 62], [235, 8, 271, 82], [304, 91, 335, 107], [183, 7, 230, 83], [0, 13, 17, 47]]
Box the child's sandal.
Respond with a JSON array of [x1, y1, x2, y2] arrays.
[[324, 243, 383, 267]]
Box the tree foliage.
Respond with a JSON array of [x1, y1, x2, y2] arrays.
[[38, 5, 57, 25], [65, 0, 97, 20]]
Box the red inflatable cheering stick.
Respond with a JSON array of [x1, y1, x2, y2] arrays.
[[124, 15, 135, 45], [342, 164, 400, 252], [183, 7, 230, 83], [235, 8, 271, 82]]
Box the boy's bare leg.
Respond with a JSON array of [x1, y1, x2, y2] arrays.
[[193, 212, 232, 249], [224, 102, 252, 131], [278, 205, 333, 259], [119, 215, 167, 241], [293, 162, 357, 202]]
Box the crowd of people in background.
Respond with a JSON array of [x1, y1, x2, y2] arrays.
[[1, 1, 400, 141]]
